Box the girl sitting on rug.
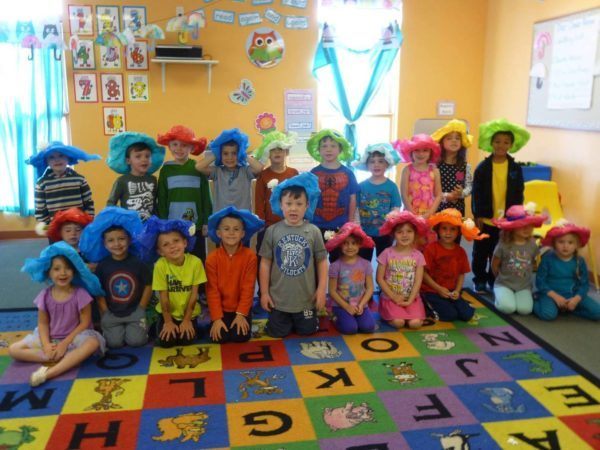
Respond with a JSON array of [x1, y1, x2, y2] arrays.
[[9, 242, 106, 387], [534, 220, 600, 321]]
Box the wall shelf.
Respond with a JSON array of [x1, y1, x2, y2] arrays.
[[151, 58, 219, 94]]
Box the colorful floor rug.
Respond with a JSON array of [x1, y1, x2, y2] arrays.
[[0, 292, 599, 450]]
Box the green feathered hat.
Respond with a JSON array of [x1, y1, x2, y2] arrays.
[[306, 129, 353, 163], [478, 118, 530, 153], [254, 130, 296, 163]]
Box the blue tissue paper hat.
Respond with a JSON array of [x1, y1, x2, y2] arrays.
[[79, 207, 144, 263], [26, 141, 102, 179], [107, 132, 165, 175], [137, 216, 196, 262], [208, 206, 264, 246], [209, 128, 250, 167], [269, 172, 321, 221], [21, 241, 104, 296]]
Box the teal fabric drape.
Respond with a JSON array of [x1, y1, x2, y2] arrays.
[[312, 21, 402, 156]]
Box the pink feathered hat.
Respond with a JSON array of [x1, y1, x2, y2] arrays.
[[379, 210, 429, 237], [492, 204, 547, 230], [541, 219, 590, 247], [324, 222, 375, 252], [392, 134, 441, 164]]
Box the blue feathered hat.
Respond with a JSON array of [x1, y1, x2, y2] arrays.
[[209, 128, 250, 167], [79, 207, 144, 263], [107, 132, 165, 175], [21, 241, 104, 296], [26, 141, 102, 179], [208, 206, 264, 246], [136, 216, 196, 262], [269, 172, 321, 221]]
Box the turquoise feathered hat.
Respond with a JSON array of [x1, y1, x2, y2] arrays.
[[107, 132, 165, 175], [207, 206, 264, 246]]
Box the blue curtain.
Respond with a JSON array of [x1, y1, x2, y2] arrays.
[[0, 22, 66, 216], [312, 21, 402, 156]]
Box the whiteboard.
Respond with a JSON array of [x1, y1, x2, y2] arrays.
[[526, 8, 600, 131]]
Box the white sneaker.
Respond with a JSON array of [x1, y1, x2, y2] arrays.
[[30, 366, 49, 387]]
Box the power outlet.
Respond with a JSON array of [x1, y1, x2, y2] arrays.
[[175, 6, 185, 16]]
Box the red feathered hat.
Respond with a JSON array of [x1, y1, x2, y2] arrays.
[[47, 208, 93, 242], [324, 222, 375, 253], [157, 125, 207, 156]]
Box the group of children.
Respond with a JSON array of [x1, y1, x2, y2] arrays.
[[9, 118, 599, 387]]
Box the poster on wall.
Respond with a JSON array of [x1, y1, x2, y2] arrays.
[[68, 5, 94, 36], [103, 107, 126, 135], [72, 39, 95, 69], [73, 73, 98, 102], [96, 5, 120, 33], [245, 27, 284, 68], [284, 89, 315, 171], [99, 45, 122, 69], [125, 40, 149, 70], [128, 74, 150, 102], [122, 6, 147, 37], [100, 73, 124, 102]]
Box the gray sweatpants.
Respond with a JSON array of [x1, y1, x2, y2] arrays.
[[100, 307, 148, 348]]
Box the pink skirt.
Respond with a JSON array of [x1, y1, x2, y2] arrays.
[[379, 295, 426, 321]]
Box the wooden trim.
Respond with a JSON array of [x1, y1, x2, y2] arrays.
[[0, 230, 39, 240]]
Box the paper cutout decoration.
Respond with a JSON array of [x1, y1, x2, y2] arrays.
[[96, 6, 120, 33], [126, 41, 148, 70], [285, 16, 309, 29], [128, 74, 150, 102], [534, 31, 552, 60], [530, 62, 547, 90], [18, 21, 41, 61], [42, 23, 66, 60], [245, 27, 284, 69], [167, 9, 206, 44], [229, 79, 255, 105], [68, 5, 94, 36], [141, 24, 165, 50], [123, 6, 147, 37], [239, 13, 262, 27], [255, 112, 277, 135], [73, 73, 98, 102], [99, 45, 122, 69], [101, 73, 124, 102], [103, 107, 126, 135]]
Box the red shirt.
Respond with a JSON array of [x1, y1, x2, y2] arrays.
[[421, 241, 470, 293], [254, 166, 299, 226]]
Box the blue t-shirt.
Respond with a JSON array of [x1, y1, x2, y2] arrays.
[[310, 164, 359, 229], [357, 178, 401, 236]]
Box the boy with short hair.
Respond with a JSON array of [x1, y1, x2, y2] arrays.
[[79, 207, 151, 348], [106, 131, 165, 221], [205, 206, 264, 343], [259, 172, 328, 338], [46, 207, 93, 249]]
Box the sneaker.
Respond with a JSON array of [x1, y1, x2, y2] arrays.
[[30, 366, 49, 387], [473, 282, 488, 294]]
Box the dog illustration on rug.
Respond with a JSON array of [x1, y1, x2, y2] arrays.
[[421, 333, 456, 351], [239, 370, 285, 399], [85, 378, 131, 411], [480, 387, 525, 414], [158, 347, 211, 369], [153, 411, 208, 443], [431, 429, 480, 449]]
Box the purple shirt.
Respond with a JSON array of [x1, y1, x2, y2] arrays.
[[34, 286, 93, 339], [329, 257, 373, 306]]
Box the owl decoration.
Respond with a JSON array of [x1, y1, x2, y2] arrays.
[[245, 28, 284, 69]]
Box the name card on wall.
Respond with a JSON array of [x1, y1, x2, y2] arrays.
[[253, 0, 274, 5], [264, 9, 282, 24], [213, 10, 235, 24], [285, 16, 308, 29], [239, 12, 263, 26], [282, 0, 307, 8]]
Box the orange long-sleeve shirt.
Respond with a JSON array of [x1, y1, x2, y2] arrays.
[[205, 244, 257, 320]]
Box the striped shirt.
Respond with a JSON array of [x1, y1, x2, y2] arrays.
[[35, 168, 95, 224]]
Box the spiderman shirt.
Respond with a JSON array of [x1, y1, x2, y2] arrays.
[[310, 165, 359, 230]]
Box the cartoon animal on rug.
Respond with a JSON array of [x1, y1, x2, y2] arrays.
[[152, 411, 208, 443], [323, 402, 375, 431], [480, 387, 525, 414], [502, 351, 553, 375], [251, 321, 267, 339], [383, 361, 420, 384], [431, 429, 480, 450], [85, 378, 131, 411], [421, 333, 455, 351], [300, 341, 342, 359], [239, 370, 285, 399], [158, 347, 211, 369], [0, 425, 38, 449]]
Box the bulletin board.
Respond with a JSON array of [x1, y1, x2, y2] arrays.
[[526, 7, 600, 131]]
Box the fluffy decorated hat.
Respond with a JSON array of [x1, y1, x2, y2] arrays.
[[107, 132, 165, 175], [492, 203, 547, 230], [207, 206, 265, 246], [209, 128, 250, 167], [79, 207, 144, 263], [379, 210, 429, 237], [26, 141, 102, 179], [430, 119, 473, 149], [324, 222, 375, 252], [392, 134, 441, 164], [21, 241, 104, 296], [137, 216, 196, 262], [157, 125, 207, 156], [541, 218, 590, 247], [478, 118, 530, 153], [254, 130, 296, 164], [306, 129, 353, 163], [352, 143, 401, 171], [428, 208, 489, 241], [46, 208, 93, 243], [270, 172, 321, 221]]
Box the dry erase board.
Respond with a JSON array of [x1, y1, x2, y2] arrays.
[[526, 8, 600, 131]]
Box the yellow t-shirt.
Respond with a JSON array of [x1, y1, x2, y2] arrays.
[[482, 160, 508, 226]]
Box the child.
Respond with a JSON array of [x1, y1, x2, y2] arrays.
[[396, 134, 442, 219], [491, 204, 545, 315], [157, 125, 211, 262], [307, 129, 359, 262], [106, 131, 165, 221], [430, 119, 474, 215], [79, 207, 151, 348], [206, 206, 264, 343], [472, 118, 529, 293], [353, 143, 402, 261], [28, 142, 100, 226], [376, 210, 429, 329], [534, 220, 600, 321], [195, 128, 264, 211], [46, 207, 93, 249], [422, 208, 488, 322], [10, 242, 105, 386], [325, 222, 376, 334], [259, 172, 328, 338]]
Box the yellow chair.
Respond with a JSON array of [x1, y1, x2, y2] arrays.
[[524, 180, 599, 291]]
